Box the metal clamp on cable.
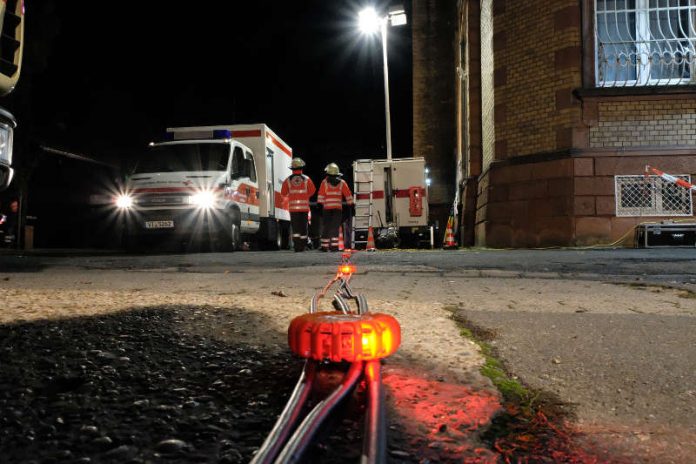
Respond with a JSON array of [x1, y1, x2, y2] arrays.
[[310, 250, 369, 314]]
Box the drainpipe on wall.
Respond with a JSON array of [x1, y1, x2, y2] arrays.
[[451, 156, 463, 239]]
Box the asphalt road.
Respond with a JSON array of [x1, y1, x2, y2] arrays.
[[3, 247, 696, 280], [2, 247, 696, 462]]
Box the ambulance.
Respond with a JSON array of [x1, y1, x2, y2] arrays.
[[116, 124, 292, 250], [352, 157, 433, 249]]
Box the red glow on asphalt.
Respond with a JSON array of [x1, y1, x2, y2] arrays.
[[489, 406, 615, 464], [383, 366, 500, 462], [383, 366, 610, 463]]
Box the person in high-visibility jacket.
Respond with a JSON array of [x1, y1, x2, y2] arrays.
[[281, 157, 316, 252], [317, 163, 354, 252]]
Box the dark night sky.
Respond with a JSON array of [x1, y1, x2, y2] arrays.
[[7, 0, 413, 182]]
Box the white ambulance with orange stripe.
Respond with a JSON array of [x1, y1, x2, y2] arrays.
[[117, 124, 292, 250]]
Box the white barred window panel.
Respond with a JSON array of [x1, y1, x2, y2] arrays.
[[615, 175, 694, 216], [596, 0, 696, 86]]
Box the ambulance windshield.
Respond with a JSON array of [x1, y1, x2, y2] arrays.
[[136, 143, 229, 173]]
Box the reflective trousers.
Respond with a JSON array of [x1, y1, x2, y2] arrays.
[[290, 212, 309, 252], [321, 209, 342, 250]]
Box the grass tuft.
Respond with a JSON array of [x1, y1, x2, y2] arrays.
[[449, 308, 568, 417], [457, 325, 531, 405]]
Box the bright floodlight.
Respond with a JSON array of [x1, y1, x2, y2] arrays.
[[388, 5, 407, 26], [390, 12, 407, 26], [359, 7, 381, 34]]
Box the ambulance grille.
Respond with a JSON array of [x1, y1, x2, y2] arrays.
[[136, 194, 188, 207]]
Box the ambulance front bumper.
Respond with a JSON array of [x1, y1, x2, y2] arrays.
[[124, 208, 228, 237]]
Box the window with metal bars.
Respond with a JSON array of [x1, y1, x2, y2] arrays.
[[615, 175, 693, 216], [596, 0, 696, 86]]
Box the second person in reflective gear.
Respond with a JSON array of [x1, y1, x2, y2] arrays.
[[317, 163, 353, 252], [281, 157, 316, 252]]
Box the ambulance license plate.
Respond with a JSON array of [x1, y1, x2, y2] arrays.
[[145, 220, 174, 229]]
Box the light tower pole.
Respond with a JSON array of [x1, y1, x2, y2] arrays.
[[358, 6, 407, 161]]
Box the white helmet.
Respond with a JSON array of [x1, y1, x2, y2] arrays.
[[291, 157, 306, 169], [325, 163, 341, 176]]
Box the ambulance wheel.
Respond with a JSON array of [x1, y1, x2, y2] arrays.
[[229, 222, 242, 251]]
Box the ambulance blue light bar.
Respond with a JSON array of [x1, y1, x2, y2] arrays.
[[213, 129, 232, 139], [163, 129, 232, 141]]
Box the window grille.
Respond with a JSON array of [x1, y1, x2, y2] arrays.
[[596, 0, 696, 86], [615, 174, 693, 216]]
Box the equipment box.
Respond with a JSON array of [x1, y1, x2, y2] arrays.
[[635, 223, 696, 248]]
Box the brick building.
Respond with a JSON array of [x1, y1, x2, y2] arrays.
[[414, 0, 696, 247]]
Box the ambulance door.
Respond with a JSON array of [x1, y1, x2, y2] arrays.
[[229, 145, 248, 231], [244, 148, 260, 233], [391, 161, 426, 227], [371, 163, 386, 228]]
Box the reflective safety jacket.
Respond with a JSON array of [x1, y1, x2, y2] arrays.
[[317, 178, 354, 210], [281, 173, 316, 212]]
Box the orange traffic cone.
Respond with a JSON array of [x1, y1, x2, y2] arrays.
[[443, 216, 457, 249], [338, 226, 345, 251], [366, 226, 376, 252]]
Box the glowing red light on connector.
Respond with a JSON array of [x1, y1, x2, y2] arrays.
[[339, 264, 356, 275], [288, 312, 401, 362]]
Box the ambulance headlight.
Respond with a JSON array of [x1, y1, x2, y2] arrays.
[[116, 194, 134, 209], [189, 191, 216, 209]]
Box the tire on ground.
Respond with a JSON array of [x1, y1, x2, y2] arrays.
[[220, 208, 242, 252]]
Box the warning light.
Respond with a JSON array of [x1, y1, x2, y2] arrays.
[[339, 264, 356, 275], [288, 312, 401, 362]]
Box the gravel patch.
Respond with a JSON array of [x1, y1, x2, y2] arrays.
[[0, 306, 303, 463]]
